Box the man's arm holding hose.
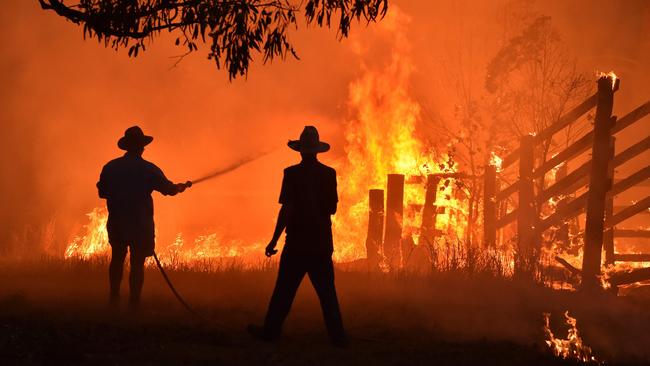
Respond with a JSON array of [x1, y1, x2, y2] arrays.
[[151, 165, 192, 196]]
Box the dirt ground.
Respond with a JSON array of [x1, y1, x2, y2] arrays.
[[1, 259, 649, 365]]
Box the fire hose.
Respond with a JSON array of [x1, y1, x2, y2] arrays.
[[190, 152, 269, 185], [152, 252, 207, 321], [151, 151, 270, 319]]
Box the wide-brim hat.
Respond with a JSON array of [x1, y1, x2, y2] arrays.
[[288, 125, 330, 154], [118, 126, 153, 151]]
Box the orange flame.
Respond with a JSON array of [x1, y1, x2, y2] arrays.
[[64, 209, 264, 266], [65, 207, 110, 259], [489, 151, 503, 172], [543, 311, 597, 363], [332, 8, 468, 265], [597, 70, 617, 90], [64, 8, 471, 270]]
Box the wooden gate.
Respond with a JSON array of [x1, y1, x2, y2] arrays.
[[483, 75, 650, 290]]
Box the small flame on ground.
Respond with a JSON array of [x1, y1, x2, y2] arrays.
[[65, 207, 110, 259], [543, 311, 598, 363]]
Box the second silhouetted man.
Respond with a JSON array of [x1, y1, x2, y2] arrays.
[[248, 125, 347, 347]]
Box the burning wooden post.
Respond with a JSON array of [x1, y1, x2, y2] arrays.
[[582, 76, 617, 291], [420, 175, 442, 247], [603, 137, 616, 266], [365, 189, 385, 270], [384, 174, 404, 270], [517, 134, 537, 278], [483, 165, 497, 248]]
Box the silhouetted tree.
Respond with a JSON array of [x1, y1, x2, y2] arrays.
[[38, 0, 387, 79], [485, 15, 592, 158]]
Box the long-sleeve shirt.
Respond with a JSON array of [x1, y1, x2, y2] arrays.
[[279, 159, 338, 255], [97, 152, 180, 254]]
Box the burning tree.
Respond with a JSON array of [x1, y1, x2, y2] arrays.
[[486, 14, 596, 279], [416, 2, 597, 279], [485, 15, 593, 160], [38, 0, 387, 79]]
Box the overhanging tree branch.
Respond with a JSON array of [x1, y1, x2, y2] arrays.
[[38, 0, 388, 79]]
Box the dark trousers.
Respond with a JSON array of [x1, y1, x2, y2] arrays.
[[109, 245, 146, 305], [264, 250, 346, 340]]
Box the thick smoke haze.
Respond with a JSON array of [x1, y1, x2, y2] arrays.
[[0, 0, 648, 256]]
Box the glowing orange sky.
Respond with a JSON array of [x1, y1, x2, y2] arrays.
[[0, 0, 648, 255]]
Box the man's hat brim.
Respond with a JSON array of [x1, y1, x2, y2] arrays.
[[118, 135, 153, 150], [287, 140, 330, 154]]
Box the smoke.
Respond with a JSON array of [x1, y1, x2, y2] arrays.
[[0, 0, 648, 256]]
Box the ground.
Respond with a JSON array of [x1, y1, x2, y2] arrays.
[[1, 258, 649, 365]]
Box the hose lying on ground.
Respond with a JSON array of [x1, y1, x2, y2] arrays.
[[152, 151, 272, 319], [152, 251, 208, 321]]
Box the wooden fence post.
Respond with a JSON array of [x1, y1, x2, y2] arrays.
[[582, 76, 616, 291], [420, 175, 441, 247], [497, 179, 505, 246], [366, 189, 385, 270], [483, 165, 497, 248], [554, 163, 570, 251], [603, 137, 616, 266], [517, 134, 537, 278], [384, 174, 405, 270]]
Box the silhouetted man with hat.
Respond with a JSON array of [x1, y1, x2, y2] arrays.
[[248, 126, 347, 347], [97, 126, 191, 310]]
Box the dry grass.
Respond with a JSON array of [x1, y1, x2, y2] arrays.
[[1, 257, 649, 365]]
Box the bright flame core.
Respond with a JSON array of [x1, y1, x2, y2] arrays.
[[490, 151, 503, 172], [65, 207, 109, 259], [332, 9, 468, 263]]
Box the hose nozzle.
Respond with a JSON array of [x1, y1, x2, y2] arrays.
[[177, 181, 192, 193]]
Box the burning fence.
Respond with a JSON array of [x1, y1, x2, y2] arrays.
[[62, 69, 649, 290], [331, 14, 472, 269], [62, 10, 650, 291]]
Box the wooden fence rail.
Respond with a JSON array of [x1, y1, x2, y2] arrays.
[[361, 75, 648, 291], [481, 75, 650, 289]]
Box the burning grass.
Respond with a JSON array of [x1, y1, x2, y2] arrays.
[[544, 311, 597, 364], [60, 207, 638, 294]]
